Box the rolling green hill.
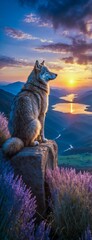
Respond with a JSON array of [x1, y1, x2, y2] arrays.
[[59, 153, 92, 172]]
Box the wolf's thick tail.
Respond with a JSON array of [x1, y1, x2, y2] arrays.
[[2, 137, 24, 157]]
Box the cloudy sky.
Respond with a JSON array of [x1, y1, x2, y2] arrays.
[[0, 0, 92, 89]]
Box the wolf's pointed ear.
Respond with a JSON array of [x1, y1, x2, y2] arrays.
[[41, 60, 45, 66], [34, 60, 41, 72], [35, 60, 39, 67]]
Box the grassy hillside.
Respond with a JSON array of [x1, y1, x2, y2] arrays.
[[59, 153, 92, 171]]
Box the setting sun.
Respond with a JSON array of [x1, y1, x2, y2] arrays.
[[69, 79, 75, 85]]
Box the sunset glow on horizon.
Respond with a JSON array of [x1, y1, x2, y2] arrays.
[[69, 79, 75, 85], [0, 64, 91, 90]]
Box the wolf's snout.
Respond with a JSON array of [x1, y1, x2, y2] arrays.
[[52, 73, 57, 79]]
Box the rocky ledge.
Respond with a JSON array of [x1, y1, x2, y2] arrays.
[[1, 140, 58, 217]]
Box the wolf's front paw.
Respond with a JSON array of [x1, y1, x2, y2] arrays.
[[42, 138, 48, 143], [34, 141, 39, 146]]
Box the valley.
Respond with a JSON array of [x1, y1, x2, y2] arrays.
[[0, 81, 92, 164]]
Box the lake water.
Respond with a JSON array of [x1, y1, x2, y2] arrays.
[[61, 93, 77, 102], [53, 94, 92, 115]]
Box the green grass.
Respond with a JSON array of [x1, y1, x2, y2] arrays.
[[58, 153, 92, 170]]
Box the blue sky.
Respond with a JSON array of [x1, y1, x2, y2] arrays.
[[0, 0, 92, 89]]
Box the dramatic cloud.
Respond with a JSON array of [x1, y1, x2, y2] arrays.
[[62, 56, 74, 64], [62, 55, 92, 65], [35, 42, 72, 53], [0, 56, 33, 69], [47, 62, 63, 71], [0, 56, 62, 71], [76, 54, 92, 65], [5, 27, 53, 43], [24, 13, 53, 28], [35, 38, 92, 65], [19, 0, 92, 33]]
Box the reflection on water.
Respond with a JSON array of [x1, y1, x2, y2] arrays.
[[53, 103, 92, 114], [53, 102, 92, 115], [60, 93, 77, 102], [53, 93, 92, 115], [53, 93, 92, 114], [71, 103, 73, 113]]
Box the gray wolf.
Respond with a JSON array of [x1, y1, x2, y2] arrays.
[[3, 60, 57, 156]]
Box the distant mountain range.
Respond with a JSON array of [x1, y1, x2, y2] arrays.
[[0, 81, 69, 96], [74, 90, 92, 105], [0, 81, 24, 95], [0, 81, 11, 85], [74, 90, 92, 113]]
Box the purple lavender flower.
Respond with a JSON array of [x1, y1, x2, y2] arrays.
[[46, 167, 92, 240], [34, 221, 51, 240], [0, 158, 51, 240], [0, 158, 36, 239], [0, 112, 10, 145]]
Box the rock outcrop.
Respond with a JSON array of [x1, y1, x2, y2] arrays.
[[1, 140, 58, 217]]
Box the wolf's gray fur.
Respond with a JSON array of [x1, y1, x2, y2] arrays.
[[3, 60, 57, 156]]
